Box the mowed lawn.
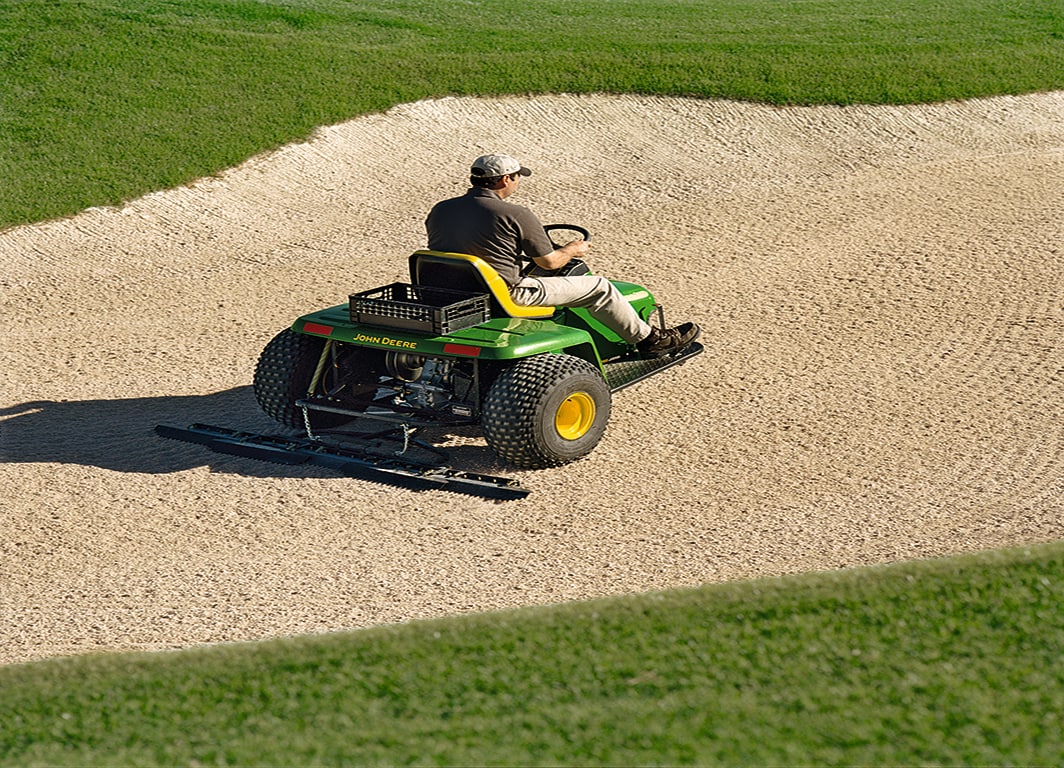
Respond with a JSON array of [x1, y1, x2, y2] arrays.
[[2, 544, 1062, 765], [1, 0, 1062, 228]]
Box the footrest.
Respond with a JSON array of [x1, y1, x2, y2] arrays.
[[603, 341, 703, 392]]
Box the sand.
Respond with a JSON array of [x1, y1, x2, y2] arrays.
[[1, 92, 1062, 666]]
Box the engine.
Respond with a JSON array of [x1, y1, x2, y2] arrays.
[[383, 352, 478, 418]]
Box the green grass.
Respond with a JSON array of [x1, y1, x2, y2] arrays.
[[1, 0, 1062, 229], [2, 542, 1061, 765]]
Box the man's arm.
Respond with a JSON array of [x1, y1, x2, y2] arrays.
[[513, 204, 590, 271], [531, 238, 591, 270]]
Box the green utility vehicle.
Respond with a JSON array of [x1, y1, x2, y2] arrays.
[[159, 227, 701, 498]]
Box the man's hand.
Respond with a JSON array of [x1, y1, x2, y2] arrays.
[[561, 238, 592, 259], [533, 238, 591, 271]]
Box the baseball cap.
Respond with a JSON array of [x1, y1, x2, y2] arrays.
[[470, 154, 532, 178]]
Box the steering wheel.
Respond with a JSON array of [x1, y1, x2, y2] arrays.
[[523, 224, 593, 279], [544, 224, 591, 250]]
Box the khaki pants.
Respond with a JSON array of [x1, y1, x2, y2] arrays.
[[510, 275, 652, 344]]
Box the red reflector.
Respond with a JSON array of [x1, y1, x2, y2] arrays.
[[303, 322, 333, 336], [443, 343, 482, 357]]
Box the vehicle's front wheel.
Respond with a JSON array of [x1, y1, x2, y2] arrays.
[[482, 354, 611, 469]]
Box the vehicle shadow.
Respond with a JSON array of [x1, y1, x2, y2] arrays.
[[0, 387, 504, 478], [0, 386, 277, 475]]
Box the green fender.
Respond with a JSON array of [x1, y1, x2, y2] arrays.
[[292, 306, 600, 365]]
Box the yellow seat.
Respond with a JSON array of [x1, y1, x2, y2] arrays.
[[409, 250, 555, 320]]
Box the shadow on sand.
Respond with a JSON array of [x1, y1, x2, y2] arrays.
[[0, 386, 502, 479]]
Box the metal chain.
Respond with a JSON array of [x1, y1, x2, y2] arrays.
[[395, 423, 413, 455], [301, 340, 333, 442]]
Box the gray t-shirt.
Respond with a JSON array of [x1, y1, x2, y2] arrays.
[[425, 188, 555, 286]]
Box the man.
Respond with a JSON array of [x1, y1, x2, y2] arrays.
[[425, 153, 700, 358]]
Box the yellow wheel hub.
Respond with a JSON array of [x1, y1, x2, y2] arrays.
[[555, 392, 596, 441]]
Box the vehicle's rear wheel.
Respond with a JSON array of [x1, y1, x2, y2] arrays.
[[253, 329, 349, 429], [482, 353, 611, 468]]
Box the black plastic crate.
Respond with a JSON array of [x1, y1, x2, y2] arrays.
[[349, 283, 490, 334]]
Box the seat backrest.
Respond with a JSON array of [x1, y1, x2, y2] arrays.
[[408, 250, 555, 319]]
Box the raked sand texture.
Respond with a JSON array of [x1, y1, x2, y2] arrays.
[[1, 93, 1062, 665]]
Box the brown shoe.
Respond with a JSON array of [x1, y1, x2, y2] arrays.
[[637, 322, 701, 358]]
